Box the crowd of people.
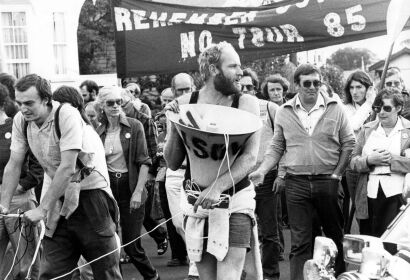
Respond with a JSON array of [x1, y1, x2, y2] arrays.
[[0, 41, 409, 280]]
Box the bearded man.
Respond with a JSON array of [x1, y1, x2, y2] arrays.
[[164, 42, 261, 280]]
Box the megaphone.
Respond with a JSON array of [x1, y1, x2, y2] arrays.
[[166, 104, 262, 188]]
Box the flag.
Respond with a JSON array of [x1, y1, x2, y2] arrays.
[[110, 0, 410, 77]]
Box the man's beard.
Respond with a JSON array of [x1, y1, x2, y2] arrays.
[[214, 72, 240, 96]]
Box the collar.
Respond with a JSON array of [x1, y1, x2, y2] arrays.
[[375, 118, 403, 135], [294, 93, 325, 112], [97, 114, 130, 136], [39, 101, 60, 129], [284, 92, 335, 110]]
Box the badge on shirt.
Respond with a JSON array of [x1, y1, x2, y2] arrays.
[[125, 133, 131, 139], [403, 133, 409, 139], [4, 132, 11, 139]]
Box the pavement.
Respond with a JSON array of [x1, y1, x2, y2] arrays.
[[122, 228, 291, 280]]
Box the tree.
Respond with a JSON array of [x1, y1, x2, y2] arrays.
[[326, 47, 377, 71], [320, 64, 345, 98], [77, 0, 116, 74]]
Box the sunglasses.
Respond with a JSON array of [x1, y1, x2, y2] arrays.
[[372, 105, 393, 113], [106, 99, 122, 107], [241, 84, 254, 91], [302, 80, 321, 88], [385, 81, 401, 87]]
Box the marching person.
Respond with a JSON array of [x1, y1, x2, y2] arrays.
[[343, 70, 376, 232], [250, 64, 355, 280], [241, 70, 282, 279], [0, 75, 122, 279], [96, 86, 160, 280], [0, 84, 43, 280], [164, 42, 262, 280], [351, 88, 410, 237]]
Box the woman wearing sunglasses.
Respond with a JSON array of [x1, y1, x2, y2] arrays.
[[351, 88, 410, 237], [96, 86, 160, 280]]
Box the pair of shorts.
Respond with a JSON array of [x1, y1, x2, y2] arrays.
[[204, 213, 253, 250]]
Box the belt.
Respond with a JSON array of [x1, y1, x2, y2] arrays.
[[286, 174, 333, 180], [109, 171, 128, 178], [183, 177, 250, 196]]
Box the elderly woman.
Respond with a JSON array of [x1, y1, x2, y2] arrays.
[[96, 86, 160, 280], [351, 88, 410, 237]]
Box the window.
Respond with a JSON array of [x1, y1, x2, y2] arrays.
[[52, 12, 67, 75], [1, 12, 29, 78]]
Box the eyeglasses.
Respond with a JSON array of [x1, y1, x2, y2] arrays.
[[302, 80, 321, 88], [385, 81, 401, 87], [372, 105, 393, 113], [241, 85, 254, 91], [106, 99, 122, 107]]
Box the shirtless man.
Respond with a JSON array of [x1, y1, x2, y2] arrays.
[[164, 42, 261, 280]]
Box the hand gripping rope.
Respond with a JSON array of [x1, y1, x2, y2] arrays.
[[0, 212, 45, 280]]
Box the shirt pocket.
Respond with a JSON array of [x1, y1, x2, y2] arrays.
[[321, 118, 337, 136]]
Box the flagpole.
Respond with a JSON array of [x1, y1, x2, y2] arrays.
[[379, 42, 395, 90]]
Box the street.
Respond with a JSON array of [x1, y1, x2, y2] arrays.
[[122, 228, 291, 280]]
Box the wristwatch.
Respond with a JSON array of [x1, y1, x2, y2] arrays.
[[330, 174, 342, 181]]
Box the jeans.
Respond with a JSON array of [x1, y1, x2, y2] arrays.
[[0, 190, 39, 280], [158, 180, 187, 261], [286, 175, 345, 280], [109, 172, 157, 280], [255, 170, 280, 279], [39, 189, 122, 280], [144, 181, 167, 245]]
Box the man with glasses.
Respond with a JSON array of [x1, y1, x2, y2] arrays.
[[385, 67, 410, 120], [171, 73, 195, 98], [250, 64, 355, 280], [124, 83, 152, 117], [239, 68, 259, 96]]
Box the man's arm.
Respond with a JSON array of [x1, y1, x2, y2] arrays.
[[258, 115, 286, 174], [35, 150, 78, 215], [0, 151, 26, 211], [332, 108, 356, 177], [164, 122, 186, 170]]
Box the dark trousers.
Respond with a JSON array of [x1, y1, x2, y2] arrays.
[[144, 181, 167, 245], [360, 185, 403, 237], [158, 180, 187, 260], [109, 172, 157, 280], [255, 170, 280, 279], [345, 170, 361, 233], [39, 190, 122, 280], [286, 175, 345, 280]]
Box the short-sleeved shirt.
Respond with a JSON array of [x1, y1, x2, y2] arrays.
[[11, 101, 109, 190]]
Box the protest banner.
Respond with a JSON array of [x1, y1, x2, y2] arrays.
[[110, 0, 410, 77]]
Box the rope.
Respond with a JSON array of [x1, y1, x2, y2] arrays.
[[50, 211, 184, 280]]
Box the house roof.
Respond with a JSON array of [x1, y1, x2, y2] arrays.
[[369, 47, 410, 71]]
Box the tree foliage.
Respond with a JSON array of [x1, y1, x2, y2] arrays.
[[326, 47, 377, 71], [77, 0, 116, 74], [320, 64, 345, 98]]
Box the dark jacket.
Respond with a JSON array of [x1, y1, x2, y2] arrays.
[[97, 115, 151, 194], [0, 118, 43, 200], [350, 116, 410, 219]]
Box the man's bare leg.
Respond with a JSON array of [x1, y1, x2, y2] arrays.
[[196, 252, 217, 280], [217, 247, 246, 280]]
